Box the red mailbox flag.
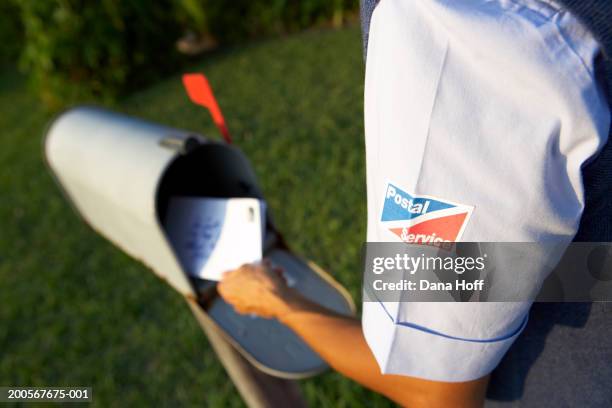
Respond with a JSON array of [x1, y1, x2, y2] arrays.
[[182, 73, 232, 144]]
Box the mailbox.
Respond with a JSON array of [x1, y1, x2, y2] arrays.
[[45, 106, 355, 379]]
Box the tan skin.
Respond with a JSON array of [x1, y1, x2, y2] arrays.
[[218, 261, 489, 407]]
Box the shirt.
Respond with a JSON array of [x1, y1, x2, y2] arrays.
[[362, 0, 610, 382]]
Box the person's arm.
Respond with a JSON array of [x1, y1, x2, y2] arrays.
[[218, 262, 488, 407]]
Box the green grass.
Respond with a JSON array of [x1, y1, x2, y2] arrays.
[[0, 26, 392, 407]]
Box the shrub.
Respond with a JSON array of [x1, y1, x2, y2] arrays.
[[0, 1, 23, 68], [15, 0, 183, 109], [176, 0, 359, 44], [12, 0, 359, 109]]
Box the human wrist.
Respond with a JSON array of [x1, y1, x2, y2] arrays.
[[271, 287, 310, 323]]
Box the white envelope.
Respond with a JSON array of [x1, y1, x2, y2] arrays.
[[164, 196, 265, 281]]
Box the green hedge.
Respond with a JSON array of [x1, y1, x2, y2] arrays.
[[6, 0, 359, 109], [176, 0, 358, 44], [0, 1, 23, 68], [15, 0, 182, 109]]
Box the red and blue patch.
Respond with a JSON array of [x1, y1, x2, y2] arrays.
[[381, 183, 473, 246]]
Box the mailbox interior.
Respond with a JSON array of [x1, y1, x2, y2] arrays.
[[156, 142, 354, 378], [157, 143, 264, 221]]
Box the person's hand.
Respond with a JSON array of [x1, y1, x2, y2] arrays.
[[218, 260, 293, 319]]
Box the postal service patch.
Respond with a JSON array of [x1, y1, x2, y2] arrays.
[[380, 182, 473, 246]]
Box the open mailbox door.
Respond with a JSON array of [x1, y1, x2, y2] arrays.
[[45, 107, 355, 379]]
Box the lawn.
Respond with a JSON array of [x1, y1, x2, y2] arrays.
[[0, 26, 394, 407]]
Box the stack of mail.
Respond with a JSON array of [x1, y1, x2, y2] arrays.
[[164, 196, 266, 281]]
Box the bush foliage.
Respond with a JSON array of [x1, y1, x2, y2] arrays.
[[176, 0, 358, 43], [14, 0, 183, 109], [0, 1, 23, 68], [3, 0, 358, 109]]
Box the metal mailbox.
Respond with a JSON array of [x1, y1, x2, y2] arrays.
[[44, 106, 355, 379]]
